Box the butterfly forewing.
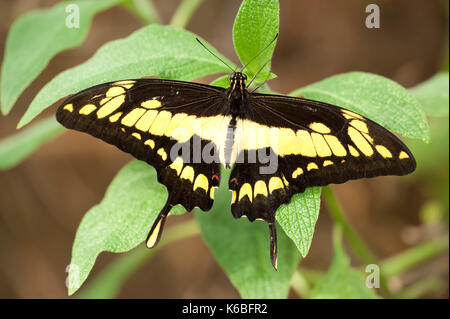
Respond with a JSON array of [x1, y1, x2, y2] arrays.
[[57, 79, 228, 213]]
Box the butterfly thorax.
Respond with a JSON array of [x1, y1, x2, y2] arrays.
[[226, 72, 248, 117]]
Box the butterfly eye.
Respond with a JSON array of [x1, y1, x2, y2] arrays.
[[242, 73, 247, 81]]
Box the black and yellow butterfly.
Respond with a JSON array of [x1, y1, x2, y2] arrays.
[[56, 71, 416, 269]]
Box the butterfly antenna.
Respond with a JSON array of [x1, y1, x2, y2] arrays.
[[196, 37, 235, 72], [240, 33, 278, 73], [246, 58, 271, 88]]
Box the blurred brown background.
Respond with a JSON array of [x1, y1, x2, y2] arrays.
[[0, 0, 448, 298]]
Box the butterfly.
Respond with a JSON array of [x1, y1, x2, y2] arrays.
[[56, 70, 416, 270]]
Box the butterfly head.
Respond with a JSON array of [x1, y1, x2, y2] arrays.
[[229, 72, 247, 91]]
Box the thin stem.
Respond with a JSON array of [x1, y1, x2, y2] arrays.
[[122, 0, 161, 24], [393, 277, 445, 299], [380, 234, 449, 278], [322, 186, 391, 297], [170, 0, 205, 28], [322, 186, 377, 264], [290, 270, 311, 298], [76, 219, 200, 298]]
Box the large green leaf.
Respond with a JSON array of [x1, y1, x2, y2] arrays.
[[410, 72, 449, 118], [310, 228, 379, 299], [233, 0, 279, 78], [195, 169, 300, 299], [291, 72, 430, 143], [276, 188, 322, 258], [18, 24, 232, 128], [67, 160, 184, 295], [0, 0, 122, 115], [0, 117, 63, 170]]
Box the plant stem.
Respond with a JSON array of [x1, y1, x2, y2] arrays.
[[290, 270, 311, 298], [394, 277, 445, 299], [170, 0, 205, 28], [322, 186, 392, 297], [122, 0, 161, 24], [380, 234, 449, 278], [322, 186, 377, 265], [76, 218, 200, 298]]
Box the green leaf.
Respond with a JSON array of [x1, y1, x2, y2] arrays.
[[410, 72, 449, 118], [233, 0, 279, 78], [195, 169, 300, 299], [76, 220, 199, 298], [0, 0, 122, 115], [67, 160, 184, 296], [0, 117, 63, 170], [291, 72, 430, 143], [276, 187, 321, 258], [210, 75, 230, 88], [18, 24, 232, 128], [310, 227, 379, 299]]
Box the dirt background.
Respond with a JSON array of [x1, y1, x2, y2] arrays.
[[0, 0, 448, 298]]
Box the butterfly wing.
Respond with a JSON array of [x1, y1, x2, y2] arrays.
[[57, 79, 231, 246], [229, 93, 416, 268]]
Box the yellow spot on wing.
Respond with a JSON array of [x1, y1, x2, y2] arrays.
[[79, 104, 97, 115], [292, 167, 303, 179], [282, 175, 289, 186], [106, 86, 125, 97], [165, 112, 188, 136], [135, 110, 158, 131], [144, 139, 155, 149], [342, 109, 363, 119], [121, 108, 146, 127], [324, 135, 347, 156], [375, 145, 392, 158], [350, 119, 369, 133], [171, 115, 195, 143], [141, 99, 162, 109], [169, 157, 183, 176], [97, 95, 125, 118], [311, 133, 332, 157], [254, 180, 268, 197], [113, 80, 135, 85], [268, 177, 283, 194], [209, 187, 215, 199], [63, 104, 74, 112], [112, 80, 135, 89], [149, 111, 172, 136], [399, 151, 409, 159], [180, 166, 194, 183], [231, 190, 237, 204], [348, 127, 374, 156], [109, 112, 122, 122], [309, 122, 331, 134], [307, 162, 319, 171], [239, 183, 253, 202], [193, 174, 209, 192], [131, 132, 141, 140], [323, 160, 333, 167], [146, 218, 162, 248], [297, 130, 317, 157], [277, 128, 300, 155], [348, 145, 360, 157], [157, 148, 167, 161]]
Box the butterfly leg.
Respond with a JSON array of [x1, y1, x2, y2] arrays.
[[145, 198, 172, 248]]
